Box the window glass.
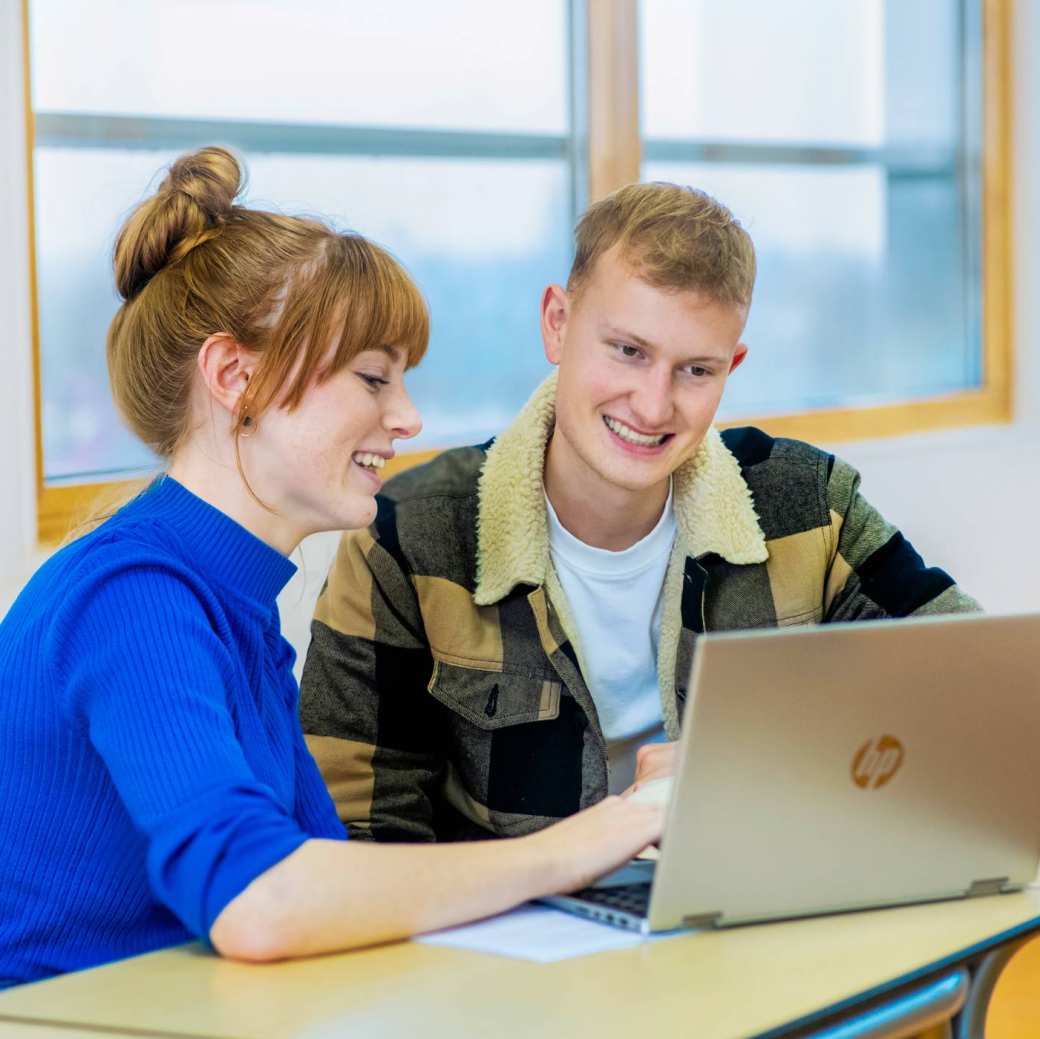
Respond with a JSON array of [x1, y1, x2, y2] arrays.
[[644, 162, 973, 416], [640, 0, 978, 416], [35, 147, 567, 478], [641, 0, 885, 145], [29, 2, 569, 482], [31, 0, 567, 133], [247, 155, 567, 447]]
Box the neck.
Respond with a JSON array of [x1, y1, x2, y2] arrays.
[[543, 433, 669, 551], [168, 442, 302, 557]]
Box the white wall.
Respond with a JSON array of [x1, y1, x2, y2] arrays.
[[0, 1, 41, 593], [2, 3, 1039, 651]]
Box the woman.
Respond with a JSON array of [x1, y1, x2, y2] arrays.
[[0, 148, 661, 986]]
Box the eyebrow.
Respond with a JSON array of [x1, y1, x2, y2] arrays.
[[601, 324, 731, 366]]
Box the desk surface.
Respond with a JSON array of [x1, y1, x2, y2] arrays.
[[0, 1027, 110, 1039], [3, 891, 1040, 1039]]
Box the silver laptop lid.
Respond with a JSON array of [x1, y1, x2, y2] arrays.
[[648, 612, 1040, 932]]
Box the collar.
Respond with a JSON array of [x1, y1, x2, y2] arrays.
[[474, 372, 767, 606], [125, 475, 297, 606]]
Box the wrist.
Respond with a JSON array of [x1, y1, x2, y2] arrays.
[[512, 826, 569, 900]]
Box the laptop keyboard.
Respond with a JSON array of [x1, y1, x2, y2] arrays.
[[573, 883, 651, 915]]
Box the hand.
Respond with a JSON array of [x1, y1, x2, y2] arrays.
[[525, 796, 664, 894], [630, 740, 679, 791]]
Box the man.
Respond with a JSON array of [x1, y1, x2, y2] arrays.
[[299, 183, 977, 842]]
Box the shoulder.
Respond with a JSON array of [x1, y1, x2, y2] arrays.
[[720, 426, 834, 475], [719, 427, 837, 539], [69, 516, 201, 579], [320, 443, 492, 592], [366, 442, 491, 564], [48, 520, 220, 631], [379, 441, 491, 506], [35, 523, 233, 703]]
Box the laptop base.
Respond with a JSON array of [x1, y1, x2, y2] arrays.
[[539, 884, 653, 933]]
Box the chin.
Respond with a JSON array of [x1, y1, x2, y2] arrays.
[[323, 496, 377, 534], [612, 446, 684, 481], [585, 460, 665, 494], [345, 511, 376, 532], [614, 472, 671, 493], [355, 499, 380, 529]]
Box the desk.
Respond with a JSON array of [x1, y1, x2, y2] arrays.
[[2, 891, 1040, 1039]]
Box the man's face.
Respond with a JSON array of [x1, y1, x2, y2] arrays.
[[542, 244, 748, 497]]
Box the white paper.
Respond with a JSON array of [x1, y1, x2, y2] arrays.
[[416, 903, 649, 962]]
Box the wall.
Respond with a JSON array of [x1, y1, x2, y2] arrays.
[[0, 1, 40, 594], [2, 4, 1039, 654]]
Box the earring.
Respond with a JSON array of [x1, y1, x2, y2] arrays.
[[240, 414, 256, 438]]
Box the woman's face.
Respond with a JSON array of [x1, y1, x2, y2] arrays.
[[244, 345, 421, 539]]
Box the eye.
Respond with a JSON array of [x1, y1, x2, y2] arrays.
[[358, 373, 389, 391], [613, 342, 643, 360], [684, 365, 712, 378]]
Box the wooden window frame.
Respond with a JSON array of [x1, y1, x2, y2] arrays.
[[25, 0, 1012, 543]]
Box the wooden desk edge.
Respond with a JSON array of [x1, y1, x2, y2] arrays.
[[750, 904, 1040, 1038]]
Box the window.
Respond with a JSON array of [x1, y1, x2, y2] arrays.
[[639, 0, 1010, 441], [23, 1, 1010, 540]]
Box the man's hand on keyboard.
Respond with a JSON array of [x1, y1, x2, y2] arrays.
[[629, 740, 678, 791]]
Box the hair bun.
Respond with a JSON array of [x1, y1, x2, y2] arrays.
[[113, 146, 244, 301]]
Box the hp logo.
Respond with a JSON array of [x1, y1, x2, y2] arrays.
[[851, 735, 905, 790]]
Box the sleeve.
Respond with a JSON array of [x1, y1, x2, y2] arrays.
[[52, 556, 313, 939], [299, 524, 444, 843], [822, 457, 982, 622]]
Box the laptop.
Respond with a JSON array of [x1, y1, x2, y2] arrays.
[[541, 612, 1040, 933]]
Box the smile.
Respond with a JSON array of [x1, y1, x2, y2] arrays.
[[603, 415, 670, 447], [352, 452, 386, 471]]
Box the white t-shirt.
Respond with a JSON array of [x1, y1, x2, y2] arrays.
[[545, 489, 676, 794]]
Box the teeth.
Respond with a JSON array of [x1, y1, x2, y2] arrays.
[[353, 452, 386, 469], [604, 416, 667, 447]]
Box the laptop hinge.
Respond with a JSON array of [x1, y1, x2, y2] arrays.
[[682, 911, 722, 929], [966, 876, 1010, 897]]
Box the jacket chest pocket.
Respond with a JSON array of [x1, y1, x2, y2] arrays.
[[427, 660, 562, 730]]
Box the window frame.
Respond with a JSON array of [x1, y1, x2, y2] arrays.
[[23, 0, 1012, 543]]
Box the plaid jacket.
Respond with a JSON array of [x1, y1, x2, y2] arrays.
[[300, 374, 978, 842]]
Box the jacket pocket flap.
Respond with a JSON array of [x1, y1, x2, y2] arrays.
[[428, 661, 562, 730]]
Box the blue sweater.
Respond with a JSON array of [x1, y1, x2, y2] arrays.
[[0, 476, 346, 986]]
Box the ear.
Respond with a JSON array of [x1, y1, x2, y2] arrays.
[[196, 334, 259, 417], [540, 284, 570, 366], [729, 342, 748, 374]]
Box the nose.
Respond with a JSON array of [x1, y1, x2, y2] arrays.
[[384, 382, 422, 442], [629, 366, 674, 429]]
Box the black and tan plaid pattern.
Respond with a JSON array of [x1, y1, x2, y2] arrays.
[[300, 376, 978, 843]]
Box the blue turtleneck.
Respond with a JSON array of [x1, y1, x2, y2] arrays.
[[0, 476, 345, 986]]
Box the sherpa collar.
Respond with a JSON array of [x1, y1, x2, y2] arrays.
[[474, 372, 767, 606]]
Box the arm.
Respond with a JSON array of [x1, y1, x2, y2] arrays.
[[210, 792, 662, 962], [54, 552, 661, 964], [55, 558, 316, 938], [300, 525, 443, 842], [823, 457, 981, 621]]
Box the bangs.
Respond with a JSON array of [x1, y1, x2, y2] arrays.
[[248, 234, 429, 418], [327, 237, 430, 374]]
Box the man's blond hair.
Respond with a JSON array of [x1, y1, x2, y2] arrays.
[[567, 181, 756, 308]]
